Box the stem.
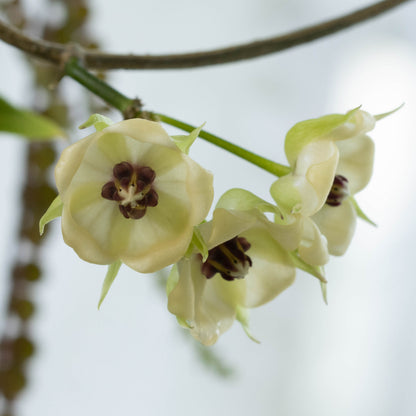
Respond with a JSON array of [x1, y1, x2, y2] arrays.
[[0, 0, 413, 70], [63, 59, 291, 176], [157, 114, 291, 177], [64, 58, 132, 112]]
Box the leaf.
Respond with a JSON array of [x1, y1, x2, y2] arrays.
[[0, 96, 65, 139], [39, 195, 63, 235], [350, 196, 376, 227], [236, 306, 260, 344], [98, 260, 122, 309], [79, 113, 114, 132], [285, 107, 359, 166], [171, 123, 205, 154]]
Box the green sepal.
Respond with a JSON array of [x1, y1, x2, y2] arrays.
[[350, 196, 376, 227], [236, 306, 260, 344], [171, 123, 205, 154], [185, 227, 209, 261], [98, 260, 122, 309], [216, 188, 288, 222], [289, 251, 327, 283], [374, 104, 403, 121], [177, 317, 192, 329], [320, 281, 328, 305], [0, 96, 65, 140], [79, 114, 114, 132], [285, 107, 359, 166], [39, 195, 63, 235]]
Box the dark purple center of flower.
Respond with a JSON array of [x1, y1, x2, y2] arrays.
[[200, 236, 252, 281], [101, 161, 158, 219], [326, 174, 349, 207]]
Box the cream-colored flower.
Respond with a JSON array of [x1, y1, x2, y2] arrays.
[[54, 118, 213, 273], [167, 208, 296, 345], [271, 108, 376, 257]]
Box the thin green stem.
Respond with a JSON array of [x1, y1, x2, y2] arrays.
[[64, 58, 132, 113], [63, 59, 291, 176], [157, 114, 291, 177]]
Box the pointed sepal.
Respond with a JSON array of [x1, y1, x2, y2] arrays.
[[39, 195, 63, 235], [350, 196, 376, 227], [236, 307, 260, 344], [289, 251, 327, 283], [79, 114, 114, 132], [97, 260, 122, 309], [171, 123, 205, 154]]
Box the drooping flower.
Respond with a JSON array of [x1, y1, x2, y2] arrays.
[[46, 117, 213, 273], [167, 208, 297, 345], [270, 108, 377, 257]]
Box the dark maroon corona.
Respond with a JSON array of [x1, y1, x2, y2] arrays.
[[326, 174, 349, 207]]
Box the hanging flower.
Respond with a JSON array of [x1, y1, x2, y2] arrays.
[[48, 118, 214, 273], [167, 208, 296, 345], [270, 108, 377, 257]]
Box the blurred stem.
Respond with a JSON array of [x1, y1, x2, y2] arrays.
[[63, 59, 291, 177]]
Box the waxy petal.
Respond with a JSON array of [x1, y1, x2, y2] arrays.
[[312, 199, 357, 256], [298, 218, 329, 266]]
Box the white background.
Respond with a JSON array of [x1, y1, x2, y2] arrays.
[[1, 0, 416, 415]]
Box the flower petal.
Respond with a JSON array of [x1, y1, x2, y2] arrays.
[[336, 135, 375, 194], [312, 200, 357, 256], [298, 217, 329, 266]]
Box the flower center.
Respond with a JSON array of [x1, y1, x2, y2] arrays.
[[101, 161, 158, 219], [200, 236, 252, 281], [326, 174, 349, 206]]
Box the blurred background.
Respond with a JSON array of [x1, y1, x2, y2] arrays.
[[1, 0, 416, 415]]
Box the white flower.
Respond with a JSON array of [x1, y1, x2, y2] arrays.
[[271, 108, 376, 257], [54, 118, 213, 273], [167, 208, 296, 345]]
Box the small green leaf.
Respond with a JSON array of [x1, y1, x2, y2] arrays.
[[171, 123, 205, 154], [236, 307, 260, 344], [166, 264, 180, 295], [350, 196, 376, 227], [79, 114, 114, 132], [39, 195, 63, 235], [98, 260, 122, 309], [0, 96, 65, 140], [320, 281, 328, 305], [289, 251, 327, 283], [285, 107, 359, 166]]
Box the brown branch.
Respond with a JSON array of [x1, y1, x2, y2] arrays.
[[0, 0, 413, 70]]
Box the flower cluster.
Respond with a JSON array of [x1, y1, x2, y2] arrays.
[[41, 108, 387, 345]]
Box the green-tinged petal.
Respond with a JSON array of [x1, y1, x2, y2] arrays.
[[0, 96, 65, 140], [185, 227, 209, 261], [285, 107, 359, 166], [168, 257, 236, 346], [171, 123, 205, 154], [288, 251, 326, 283], [350, 196, 376, 227], [166, 264, 180, 295], [98, 260, 122, 309], [236, 307, 260, 344], [312, 200, 357, 256], [79, 114, 114, 131], [374, 104, 403, 121], [320, 281, 328, 305], [216, 188, 287, 222], [298, 217, 329, 267], [39, 195, 63, 235], [336, 135, 375, 194]]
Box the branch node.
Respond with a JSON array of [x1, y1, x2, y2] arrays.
[[122, 98, 143, 119]]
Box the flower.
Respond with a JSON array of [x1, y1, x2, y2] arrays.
[[270, 108, 376, 257], [54, 118, 213, 273], [167, 208, 296, 345]]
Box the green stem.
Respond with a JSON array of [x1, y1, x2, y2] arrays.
[[64, 59, 291, 177], [157, 114, 291, 177], [64, 58, 132, 113]]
